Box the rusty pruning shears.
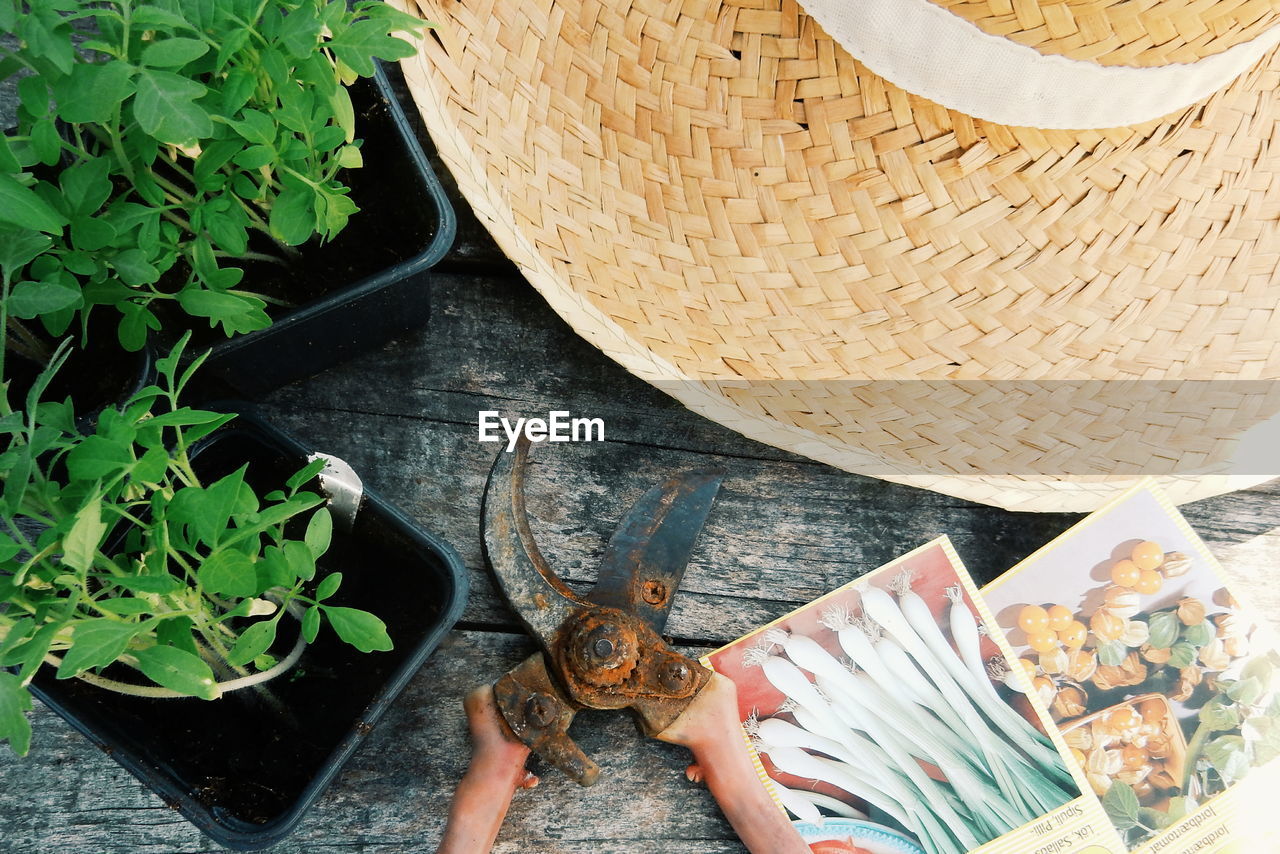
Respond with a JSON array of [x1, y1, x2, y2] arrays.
[[437, 438, 808, 853]]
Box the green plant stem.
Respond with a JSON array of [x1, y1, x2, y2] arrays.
[[193, 635, 252, 681], [0, 268, 10, 415], [5, 319, 52, 364], [158, 205, 194, 234], [1182, 720, 1213, 792], [213, 250, 288, 267], [42, 628, 307, 699], [153, 149, 301, 261]]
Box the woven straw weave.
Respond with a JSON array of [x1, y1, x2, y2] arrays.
[[394, 0, 1280, 511], [933, 0, 1280, 66]]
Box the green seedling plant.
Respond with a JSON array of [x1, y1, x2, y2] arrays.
[[0, 334, 392, 756], [1102, 651, 1280, 846], [0, 0, 427, 353]]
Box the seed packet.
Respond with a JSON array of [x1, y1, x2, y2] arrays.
[[982, 482, 1280, 854], [703, 537, 1119, 854]]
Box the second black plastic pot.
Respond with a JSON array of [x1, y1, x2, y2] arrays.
[[196, 63, 457, 397], [28, 412, 468, 850]]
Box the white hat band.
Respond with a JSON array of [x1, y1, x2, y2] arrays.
[[795, 0, 1280, 128]]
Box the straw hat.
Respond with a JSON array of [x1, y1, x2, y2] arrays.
[[392, 0, 1280, 511]]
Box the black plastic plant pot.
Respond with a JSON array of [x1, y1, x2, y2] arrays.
[[27, 413, 468, 850], [6, 314, 155, 428], [197, 62, 457, 397]]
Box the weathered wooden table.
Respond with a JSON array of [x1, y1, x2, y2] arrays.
[[2, 76, 1279, 854]]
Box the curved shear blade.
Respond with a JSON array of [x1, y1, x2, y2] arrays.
[[482, 437, 587, 650], [588, 469, 724, 633]]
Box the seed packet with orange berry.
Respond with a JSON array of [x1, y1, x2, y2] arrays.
[[982, 481, 1280, 853]]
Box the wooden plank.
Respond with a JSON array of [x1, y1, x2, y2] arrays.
[[0, 630, 744, 853]]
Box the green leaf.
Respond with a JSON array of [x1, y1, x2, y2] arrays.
[[129, 6, 193, 32], [316, 184, 358, 238], [141, 38, 209, 68], [258, 546, 293, 589], [20, 11, 73, 76], [220, 67, 256, 115], [1200, 695, 1242, 732], [269, 181, 315, 246], [197, 549, 257, 598], [30, 118, 61, 166], [132, 445, 170, 483], [66, 434, 133, 479], [176, 288, 256, 320], [1247, 714, 1280, 766], [1147, 611, 1180, 650], [134, 645, 218, 699], [70, 216, 118, 252], [96, 598, 152, 616], [1205, 734, 1250, 784], [233, 144, 275, 170], [227, 619, 277, 667], [133, 70, 212, 144], [0, 131, 20, 173], [1102, 781, 1140, 831], [301, 606, 321, 643], [305, 507, 332, 561], [0, 173, 68, 234], [331, 86, 355, 143], [112, 248, 161, 286], [60, 157, 114, 216], [229, 109, 276, 146], [279, 5, 322, 58], [315, 572, 342, 602], [1227, 676, 1264, 706], [195, 466, 247, 546], [205, 209, 248, 255], [284, 540, 315, 582], [55, 620, 140, 678], [0, 672, 33, 756], [13, 621, 62, 682], [0, 226, 52, 275], [286, 458, 327, 491], [193, 139, 242, 190], [53, 61, 135, 124], [213, 28, 251, 72], [0, 619, 33, 664], [113, 574, 183, 595], [337, 145, 363, 169], [7, 279, 81, 318], [323, 606, 393, 653], [64, 500, 107, 573], [156, 616, 198, 655], [329, 19, 416, 77], [1243, 654, 1278, 688], [0, 534, 21, 562], [118, 303, 160, 352]]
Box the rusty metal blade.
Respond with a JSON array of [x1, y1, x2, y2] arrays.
[[483, 437, 587, 650], [587, 469, 724, 633]]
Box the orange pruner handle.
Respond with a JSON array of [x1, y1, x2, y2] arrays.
[[436, 686, 536, 854], [657, 672, 811, 854]]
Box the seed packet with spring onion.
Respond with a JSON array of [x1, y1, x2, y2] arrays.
[[982, 481, 1280, 854], [704, 536, 1121, 854]]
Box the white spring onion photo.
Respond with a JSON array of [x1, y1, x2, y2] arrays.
[[734, 569, 1079, 854]]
